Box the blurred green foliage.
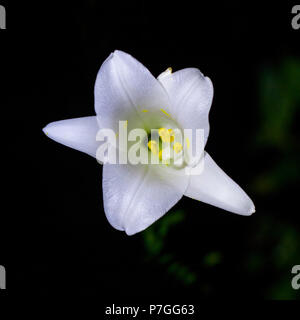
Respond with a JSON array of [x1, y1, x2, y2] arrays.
[[143, 210, 197, 285], [254, 57, 300, 195], [245, 216, 300, 299], [141, 57, 300, 299], [203, 251, 222, 267], [256, 58, 300, 149], [250, 57, 300, 298]]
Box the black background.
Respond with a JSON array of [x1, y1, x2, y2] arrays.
[[1, 0, 300, 300]]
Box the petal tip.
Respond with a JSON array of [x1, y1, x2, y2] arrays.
[[125, 229, 135, 236], [42, 122, 55, 138], [244, 202, 255, 216], [42, 125, 49, 136], [249, 205, 256, 215], [112, 49, 125, 58]]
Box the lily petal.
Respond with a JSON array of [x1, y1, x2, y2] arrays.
[[95, 50, 172, 131], [158, 68, 213, 146], [42, 116, 99, 158], [184, 152, 255, 215], [103, 163, 188, 235]]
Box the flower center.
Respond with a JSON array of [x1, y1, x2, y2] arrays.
[[147, 127, 184, 165]]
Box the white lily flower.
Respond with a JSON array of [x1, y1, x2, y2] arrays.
[[43, 50, 255, 235]]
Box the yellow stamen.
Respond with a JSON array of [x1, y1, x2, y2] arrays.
[[158, 67, 173, 80], [160, 108, 171, 117], [142, 109, 148, 112], [186, 137, 190, 150], [158, 128, 171, 142], [173, 142, 183, 154], [168, 129, 175, 142], [159, 150, 163, 160], [158, 127, 175, 143], [148, 140, 159, 155], [124, 120, 128, 128]]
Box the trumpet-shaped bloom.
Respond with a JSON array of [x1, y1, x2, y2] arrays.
[[43, 50, 255, 235]]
